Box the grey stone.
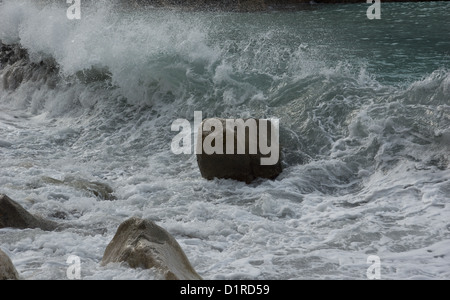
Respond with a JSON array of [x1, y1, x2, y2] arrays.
[[0, 194, 57, 231], [41, 176, 116, 201], [196, 118, 282, 183], [101, 217, 202, 280], [0, 249, 19, 280]]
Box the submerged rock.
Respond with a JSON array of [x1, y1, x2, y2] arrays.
[[0, 194, 57, 231], [0, 140, 12, 148], [0, 249, 19, 280], [196, 118, 282, 183], [41, 176, 116, 201], [101, 217, 202, 280]]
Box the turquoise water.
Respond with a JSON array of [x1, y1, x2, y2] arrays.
[[0, 0, 449, 279]]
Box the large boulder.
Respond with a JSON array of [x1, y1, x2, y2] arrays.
[[196, 118, 282, 183], [0, 249, 19, 280], [101, 217, 202, 280], [0, 194, 57, 231]]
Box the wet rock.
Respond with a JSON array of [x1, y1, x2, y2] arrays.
[[68, 179, 116, 201], [0, 194, 57, 231], [41, 176, 116, 201], [0, 249, 19, 280], [0, 42, 58, 90], [101, 217, 202, 280], [0, 43, 28, 68], [196, 118, 282, 183]]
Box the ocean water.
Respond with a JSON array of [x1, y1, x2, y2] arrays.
[[0, 0, 449, 280]]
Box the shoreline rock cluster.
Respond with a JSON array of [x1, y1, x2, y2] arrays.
[[0, 43, 280, 280], [0, 194, 202, 280]]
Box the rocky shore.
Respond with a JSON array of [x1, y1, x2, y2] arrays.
[[1, 0, 448, 281], [0, 42, 281, 279], [0, 194, 202, 280]]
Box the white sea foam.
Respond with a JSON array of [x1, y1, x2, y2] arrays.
[[1, 0, 449, 280]]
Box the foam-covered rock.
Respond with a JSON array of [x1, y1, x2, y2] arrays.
[[41, 176, 116, 201]]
